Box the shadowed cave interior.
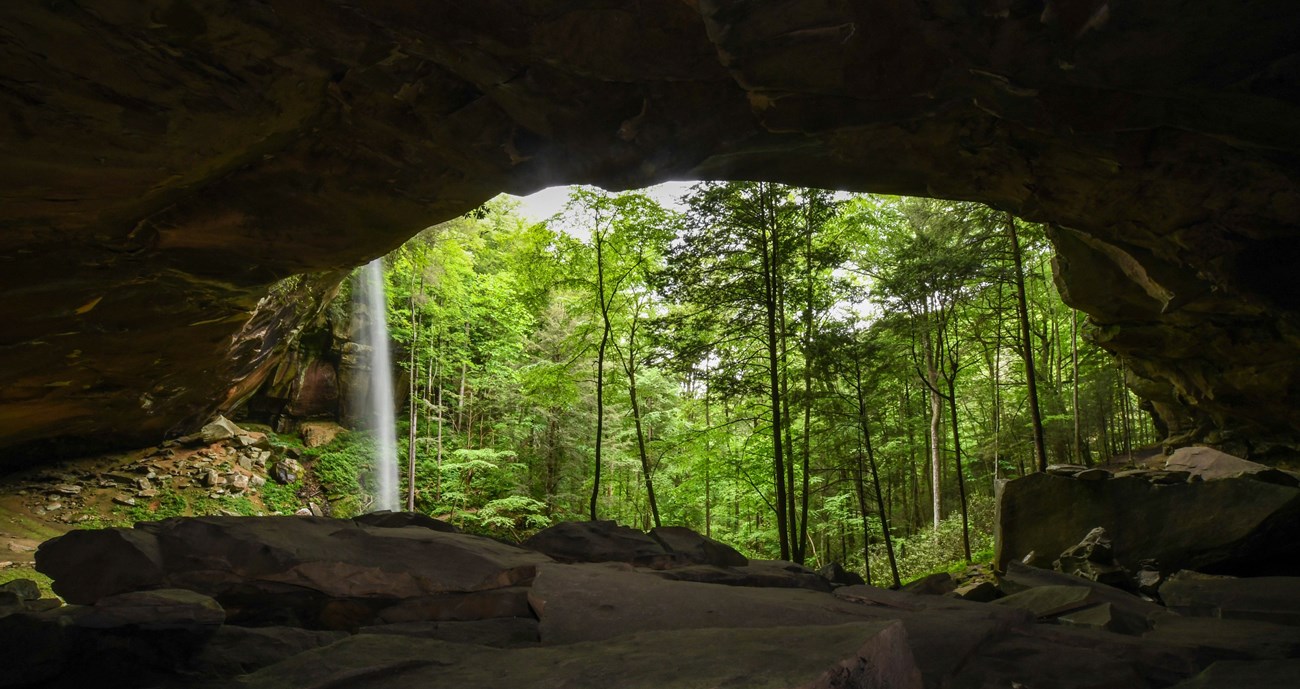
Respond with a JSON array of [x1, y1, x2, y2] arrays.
[[2, 1, 1300, 688]]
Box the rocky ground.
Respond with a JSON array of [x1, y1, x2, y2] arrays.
[[0, 416, 330, 590], [3, 423, 1299, 688], [0, 512, 1297, 688]]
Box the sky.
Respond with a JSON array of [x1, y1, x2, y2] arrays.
[[505, 181, 696, 224]]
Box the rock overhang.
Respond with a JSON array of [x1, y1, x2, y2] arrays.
[[2, 0, 1300, 463]]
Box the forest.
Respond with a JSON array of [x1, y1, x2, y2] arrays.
[[332, 183, 1157, 586]]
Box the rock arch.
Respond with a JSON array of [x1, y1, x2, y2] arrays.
[[2, 1, 1298, 461]]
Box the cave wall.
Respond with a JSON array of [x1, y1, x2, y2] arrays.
[[2, 0, 1299, 464]]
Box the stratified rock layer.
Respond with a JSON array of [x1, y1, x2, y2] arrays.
[[2, 2, 1300, 461], [11, 517, 1300, 688], [34, 515, 550, 628], [995, 450, 1300, 575]]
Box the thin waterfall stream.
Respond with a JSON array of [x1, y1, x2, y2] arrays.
[[358, 258, 399, 512]]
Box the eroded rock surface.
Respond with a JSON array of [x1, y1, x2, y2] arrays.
[[2, 2, 1300, 461], [35, 515, 549, 627], [7, 516, 1300, 688], [995, 455, 1300, 575]]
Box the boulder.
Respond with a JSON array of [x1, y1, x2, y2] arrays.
[[300, 421, 344, 449], [0, 591, 227, 688], [997, 561, 1167, 623], [190, 416, 243, 445], [818, 561, 866, 587], [0, 578, 40, 601], [271, 457, 302, 485], [35, 516, 552, 629], [353, 511, 459, 533], [949, 580, 1001, 603], [1054, 527, 1131, 588], [901, 572, 956, 596], [995, 468, 1300, 576], [1164, 447, 1297, 485], [521, 521, 671, 567], [649, 526, 748, 567], [1159, 570, 1300, 626], [33, 527, 165, 603]]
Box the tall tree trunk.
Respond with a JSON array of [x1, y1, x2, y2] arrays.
[[704, 366, 713, 538], [993, 282, 1003, 484], [942, 326, 973, 563], [619, 309, 661, 528], [457, 320, 468, 432], [589, 220, 611, 521], [797, 199, 814, 568], [1007, 213, 1048, 471], [922, 315, 943, 532], [433, 340, 444, 502], [1072, 310, 1084, 465], [854, 350, 901, 588], [758, 183, 791, 561], [778, 296, 800, 561], [1119, 359, 1134, 463], [626, 363, 660, 527], [407, 295, 419, 512], [903, 380, 920, 529]]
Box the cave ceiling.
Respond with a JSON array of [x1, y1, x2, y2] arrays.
[[2, 0, 1299, 463]]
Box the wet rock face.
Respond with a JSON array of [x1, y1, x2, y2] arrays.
[[2, 2, 1300, 460]]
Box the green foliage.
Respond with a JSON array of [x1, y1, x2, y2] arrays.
[[869, 495, 996, 585], [108, 483, 265, 524], [306, 430, 375, 517], [259, 478, 303, 515], [338, 186, 1158, 573], [0, 567, 55, 599]]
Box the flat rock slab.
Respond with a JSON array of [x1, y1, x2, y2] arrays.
[[529, 563, 872, 644], [1058, 602, 1151, 636], [1145, 614, 1300, 663], [648, 558, 832, 591], [521, 520, 671, 566], [1164, 447, 1296, 485], [231, 622, 923, 689], [531, 563, 1030, 687], [36, 516, 552, 605], [992, 585, 1102, 618], [1159, 570, 1300, 626], [1168, 659, 1300, 689], [358, 617, 541, 648]]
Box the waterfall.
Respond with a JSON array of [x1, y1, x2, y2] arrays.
[[359, 258, 399, 512]]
